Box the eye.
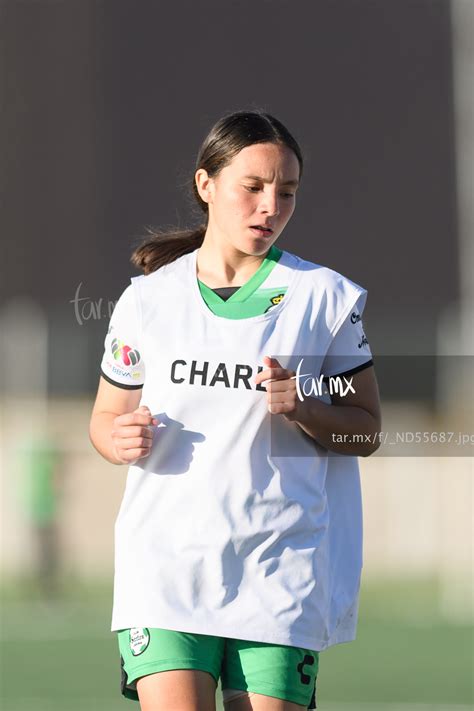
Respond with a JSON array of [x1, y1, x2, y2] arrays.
[[244, 186, 296, 198]]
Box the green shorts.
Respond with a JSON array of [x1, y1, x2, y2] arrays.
[[117, 627, 319, 708]]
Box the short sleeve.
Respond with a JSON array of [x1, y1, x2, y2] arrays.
[[321, 302, 373, 380], [100, 283, 145, 389]]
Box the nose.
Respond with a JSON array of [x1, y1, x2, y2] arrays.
[[258, 188, 280, 217]]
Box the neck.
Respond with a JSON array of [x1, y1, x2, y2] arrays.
[[196, 226, 272, 287]]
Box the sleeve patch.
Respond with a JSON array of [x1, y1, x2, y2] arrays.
[[110, 338, 142, 367], [99, 283, 146, 387]]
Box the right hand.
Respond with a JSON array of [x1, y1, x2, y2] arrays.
[[111, 405, 159, 464]]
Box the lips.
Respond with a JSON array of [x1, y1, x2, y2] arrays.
[[250, 225, 273, 235]]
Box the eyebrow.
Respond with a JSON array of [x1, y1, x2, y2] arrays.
[[242, 175, 299, 187]]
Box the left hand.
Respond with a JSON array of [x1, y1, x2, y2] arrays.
[[254, 356, 300, 420]]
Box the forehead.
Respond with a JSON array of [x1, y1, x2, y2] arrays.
[[225, 142, 300, 179]]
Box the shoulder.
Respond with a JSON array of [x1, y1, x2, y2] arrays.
[[281, 248, 366, 296], [281, 249, 368, 336], [130, 250, 193, 294]]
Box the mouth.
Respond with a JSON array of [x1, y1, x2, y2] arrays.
[[249, 225, 274, 237]]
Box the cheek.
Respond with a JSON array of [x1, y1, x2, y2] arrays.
[[230, 191, 256, 216], [282, 200, 296, 220], [218, 187, 250, 214]]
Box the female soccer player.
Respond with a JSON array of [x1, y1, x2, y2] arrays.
[[89, 110, 381, 711]]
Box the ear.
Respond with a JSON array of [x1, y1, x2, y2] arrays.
[[195, 168, 215, 205]]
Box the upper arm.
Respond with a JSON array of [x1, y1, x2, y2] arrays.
[[99, 282, 145, 389], [321, 301, 381, 425], [92, 280, 146, 418], [91, 375, 143, 418], [329, 365, 381, 427]]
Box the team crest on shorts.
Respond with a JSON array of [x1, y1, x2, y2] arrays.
[[129, 627, 150, 656]]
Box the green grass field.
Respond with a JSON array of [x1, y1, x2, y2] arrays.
[[0, 575, 472, 710]]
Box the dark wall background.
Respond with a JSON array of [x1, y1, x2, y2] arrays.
[[1, 0, 459, 394]]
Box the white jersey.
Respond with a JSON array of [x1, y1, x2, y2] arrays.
[[100, 246, 372, 651]]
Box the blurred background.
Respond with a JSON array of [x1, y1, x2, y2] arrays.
[[0, 0, 472, 709]]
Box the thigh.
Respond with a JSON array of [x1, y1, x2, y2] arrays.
[[136, 669, 217, 711], [221, 638, 319, 710], [117, 627, 224, 705]]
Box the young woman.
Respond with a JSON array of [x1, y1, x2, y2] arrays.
[[89, 110, 381, 711]]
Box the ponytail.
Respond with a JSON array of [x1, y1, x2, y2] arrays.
[[130, 224, 206, 275]]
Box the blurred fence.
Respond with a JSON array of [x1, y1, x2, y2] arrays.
[[1, 395, 472, 625]]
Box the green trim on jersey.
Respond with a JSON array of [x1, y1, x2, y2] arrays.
[[197, 245, 287, 319]]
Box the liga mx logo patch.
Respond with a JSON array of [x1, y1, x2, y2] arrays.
[[264, 292, 285, 313], [129, 627, 150, 656], [111, 338, 141, 367]]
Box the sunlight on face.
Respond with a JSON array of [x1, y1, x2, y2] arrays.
[[198, 142, 300, 257]]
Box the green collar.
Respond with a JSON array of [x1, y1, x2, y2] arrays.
[[197, 245, 282, 305]]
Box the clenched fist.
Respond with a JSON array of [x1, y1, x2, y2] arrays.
[[111, 405, 159, 464]]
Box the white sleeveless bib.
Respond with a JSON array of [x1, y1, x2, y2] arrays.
[[111, 247, 367, 651]]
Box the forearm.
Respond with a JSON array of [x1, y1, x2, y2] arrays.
[[288, 396, 381, 456], [89, 411, 123, 465]]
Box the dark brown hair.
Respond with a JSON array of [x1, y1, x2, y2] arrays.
[[130, 110, 304, 275]]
